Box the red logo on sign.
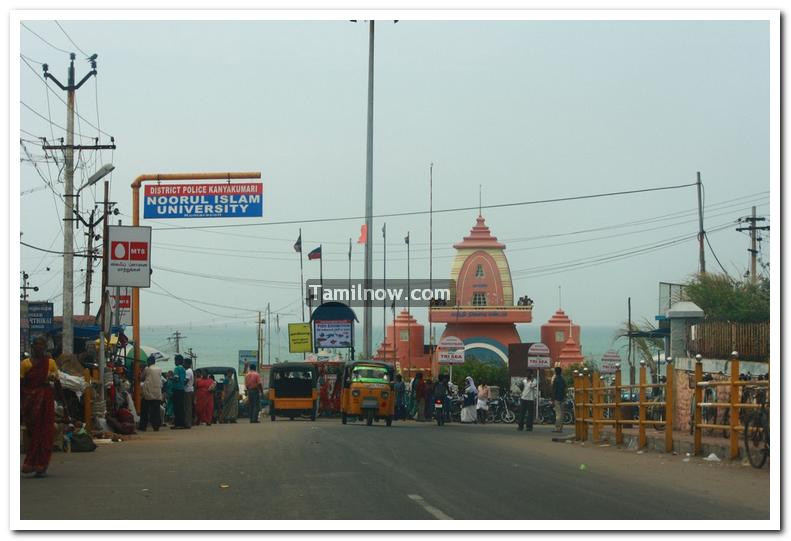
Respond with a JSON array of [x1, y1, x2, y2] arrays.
[[111, 241, 148, 261], [129, 242, 148, 260]]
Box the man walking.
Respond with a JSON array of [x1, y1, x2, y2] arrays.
[[183, 358, 195, 428], [551, 365, 567, 433], [414, 373, 426, 421], [517, 370, 538, 432], [394, 374, 406, 420], [171, 356, 187, 429], [245, 364, 263, 423], [138, 355, 163, 432]]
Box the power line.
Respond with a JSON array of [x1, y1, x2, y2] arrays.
[[21, 22, 72, 54], [704, 232, 735, 282], [149, 181, 699, 232], [20, 240, 90, 256], [54, 21, 89, 57]]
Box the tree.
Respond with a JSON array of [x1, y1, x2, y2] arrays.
[[685, 273, 769, 322], [615, 318, 664, 380], [447, 355, 508, 392], [562, 361, 598, 389]]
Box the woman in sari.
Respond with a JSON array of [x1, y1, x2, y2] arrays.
[[194, 370, 216, 426], [460, 376, 478, 424], [21, 335, 61, 477], [220, 370, 239, 423]]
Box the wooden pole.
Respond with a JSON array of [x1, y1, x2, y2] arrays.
[[638, 360, 647, 449], [592, 372, 601, 443], [665, 359, 674, 453], [694, 356, 703, 455], [730, 354, 740, 459], [615, 364, 623, 445]]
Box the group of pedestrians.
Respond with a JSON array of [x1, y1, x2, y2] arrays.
[[516, 366, 566, 432]]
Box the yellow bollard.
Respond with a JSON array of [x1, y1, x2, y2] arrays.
[[730, 353, 740, 460]]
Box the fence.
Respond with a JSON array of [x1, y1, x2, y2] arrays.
[[693, 355, 770, 459], [573, 360, 674, 452], [687, 321, 769, 362]]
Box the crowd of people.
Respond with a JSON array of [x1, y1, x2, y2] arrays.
[[390, 366, 567, 432]]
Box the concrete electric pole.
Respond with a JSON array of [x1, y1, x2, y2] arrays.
[[736, 206, 769, 284]]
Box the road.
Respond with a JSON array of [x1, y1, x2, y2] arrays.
[[20, 418, 769, 521]]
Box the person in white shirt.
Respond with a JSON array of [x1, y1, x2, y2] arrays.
[[184, 358, 195, 428], [138, 356, 163, 432], [517, 370, 539, 432]]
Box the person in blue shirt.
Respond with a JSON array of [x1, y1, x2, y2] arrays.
[[171, 355, 188, 429]]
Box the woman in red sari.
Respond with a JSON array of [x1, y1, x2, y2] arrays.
[[21, 335, 60, 477], [194, 370, 216, 426]]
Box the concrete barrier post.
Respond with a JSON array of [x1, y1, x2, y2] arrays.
[[730, 352, 740, 459], [638, 360, 647, 449], [665, 358, 674, 453], [694, 356, 703, 455], [614, 364, 623, 445]]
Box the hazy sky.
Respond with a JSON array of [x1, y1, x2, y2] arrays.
[[16, 17, 772, 336]]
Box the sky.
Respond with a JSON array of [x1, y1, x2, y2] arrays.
[[15, 15, 774, 341]]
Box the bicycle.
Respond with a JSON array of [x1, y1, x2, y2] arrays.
[[743, 388, 769, 468]]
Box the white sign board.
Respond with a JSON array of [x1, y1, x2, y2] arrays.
[[314, 320, 353, 348], [438, 349, 465, 365], [600, 350, 621, 374], [109, 287, 133, 326], [438, 335, 465, 365], [527, 342, 551, 368], [107, 226, 152, 288]]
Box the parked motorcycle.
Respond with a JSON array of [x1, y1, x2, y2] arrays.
[[434, 398, 445, 426]]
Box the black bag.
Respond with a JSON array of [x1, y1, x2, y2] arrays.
[[463, 393, 476, 407], [70, 431, 97, 452]]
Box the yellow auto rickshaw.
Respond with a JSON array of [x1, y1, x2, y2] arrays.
[[269, 362, 318, 421], [340, 361, 395, 426]]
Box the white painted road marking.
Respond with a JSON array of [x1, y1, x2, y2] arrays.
[[407, 494, 453, 520]]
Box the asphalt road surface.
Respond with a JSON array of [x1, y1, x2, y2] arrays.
[[20, 418, 769, 521]]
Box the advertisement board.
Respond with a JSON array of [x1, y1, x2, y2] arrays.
[[313, 320, 353, 349], [600, 350, 622, 374], [109, 287, 133, 326], [238, 350, 258, 374], [27, 301, 53, 334], [107, 226, 152, 288], [438, 335, 465, 365], [143, 183, 263, 219], [526, 342, 551, 368], [288, 323, 313, 353]]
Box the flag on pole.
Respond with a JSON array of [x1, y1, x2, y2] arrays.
[[404, 232, 410, 245], [382, 223, 386, 238], [308, 246, 322, 260], [357, 224, 367, 244], [293, 233, 302, 253]]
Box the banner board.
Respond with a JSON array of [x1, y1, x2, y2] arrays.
[[109, 287, 133, 326], [314, 320, 353, 349], [143, 183, 263, 219], [600, 350, 622, 374], [438, 335, 465, 365], [27, 301, 53, 334], [107, 226, 152, 288], [288, 323, 313, 353], [238, 350, 258, 373], [527, 342, 551, 368]]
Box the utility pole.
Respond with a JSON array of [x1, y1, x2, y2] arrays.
[[98, 180, 110, 402], [257, 311, 263, 367], [267, 302, 272, 365], [42, 53, 97, 354], [186, 348, 198, 369], [696, 171, 706, 275], [20, 271, 39, 300], [363, 20, 375, 360], [168, 330, 186, 354], [736, 206, 769, 284]]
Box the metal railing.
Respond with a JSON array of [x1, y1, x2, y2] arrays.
[[573, 360, 674, 452]]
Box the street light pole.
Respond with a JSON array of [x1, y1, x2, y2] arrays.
[[363, 20, 375, 359]]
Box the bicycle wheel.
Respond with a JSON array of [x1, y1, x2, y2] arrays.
[[744, 411, 768, 468]]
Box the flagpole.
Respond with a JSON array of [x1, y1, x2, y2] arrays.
[[429, 163, 434, 375], [348, 238, 352, 294], [406, 231, 411, 378], [320, 244, 324, 293], [298, 228, 305, 323], [382, 223, 387, 348]]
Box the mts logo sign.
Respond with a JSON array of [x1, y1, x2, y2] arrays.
[[111, 241, 149, 261]]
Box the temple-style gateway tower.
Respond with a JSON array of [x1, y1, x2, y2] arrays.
[[429, 215, 532, 365]]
